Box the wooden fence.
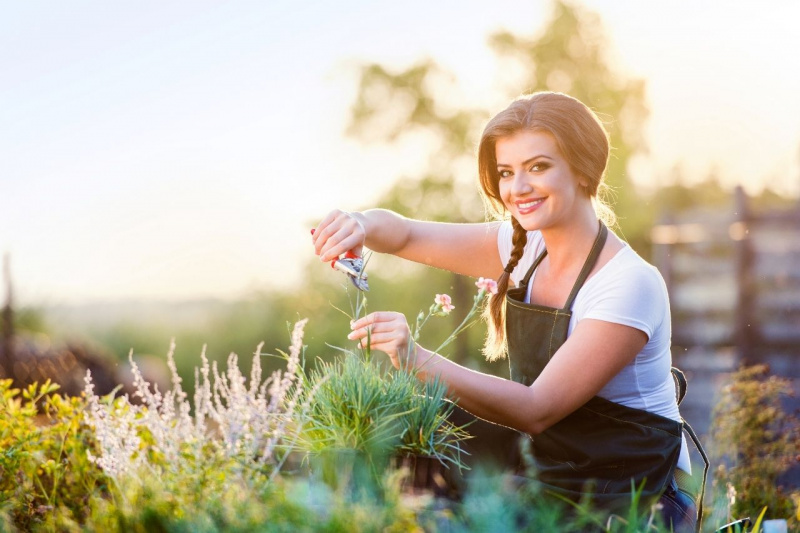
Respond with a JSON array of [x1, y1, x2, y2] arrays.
[[652, 186, 800, 374]]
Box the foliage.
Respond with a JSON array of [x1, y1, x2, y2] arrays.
[[709, 365, 800, 526], [490, 0, 650, 248], [294, 288, 486, 484], [83, 320, 312, 485], [1, 337, 785, 532], [0, 379, 108, 531], [297, 353, 469, 473]]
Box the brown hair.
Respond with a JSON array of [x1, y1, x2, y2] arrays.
[[478, 92, 612, 361]]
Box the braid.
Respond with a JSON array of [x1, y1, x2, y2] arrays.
[[483, 218, 528, 361]]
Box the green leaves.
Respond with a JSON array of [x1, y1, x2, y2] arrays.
[[709, 365, 800, 528], [0, 378, 106, 530], [296, 352, 469, 474]]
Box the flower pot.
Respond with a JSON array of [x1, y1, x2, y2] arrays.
[[392, 454, 452, 498]]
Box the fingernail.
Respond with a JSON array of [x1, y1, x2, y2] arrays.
[[350, 320, 355, 328], [347, 332, 355, 340]]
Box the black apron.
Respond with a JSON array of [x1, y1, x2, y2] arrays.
[[505, 223, 683, 504]]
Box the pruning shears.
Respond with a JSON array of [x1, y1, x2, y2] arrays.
[[311, 229, 370, 292]]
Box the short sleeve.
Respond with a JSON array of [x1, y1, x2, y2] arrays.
[[579, 262, 667, 340]]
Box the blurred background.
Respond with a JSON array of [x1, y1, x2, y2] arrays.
[[2, 0, 799, 441]]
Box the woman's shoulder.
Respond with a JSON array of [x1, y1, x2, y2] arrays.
[[576, 244, 669, 336], [587, 245, 667, 297]]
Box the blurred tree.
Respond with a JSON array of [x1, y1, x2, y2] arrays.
[[490, 0, 650, 250], [650, 165, 797, 220], [344, 0, 651, 366], [347, 61, 491, 366]]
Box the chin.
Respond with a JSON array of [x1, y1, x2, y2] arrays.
[[514, 213, 548, 232]]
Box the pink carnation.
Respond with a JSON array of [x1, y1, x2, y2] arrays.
[[475, 277, 498, 295], [434, 293, 455, 313]]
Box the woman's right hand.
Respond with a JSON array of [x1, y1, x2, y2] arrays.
[[312, 209, 367, 262]]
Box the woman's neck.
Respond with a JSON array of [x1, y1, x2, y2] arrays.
[[539, 209, 602, 273]]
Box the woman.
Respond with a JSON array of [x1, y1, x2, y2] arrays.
[[311, 92, 703, 532]]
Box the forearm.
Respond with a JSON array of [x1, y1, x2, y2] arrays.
[[353, 209, 412, 255], [354, 209, 504, 278], [411, 346, 544, 435]]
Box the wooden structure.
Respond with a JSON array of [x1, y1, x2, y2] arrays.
[[652, 186, 800, 374]]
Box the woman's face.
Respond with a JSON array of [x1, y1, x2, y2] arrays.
[[495, 130, 588, 231]]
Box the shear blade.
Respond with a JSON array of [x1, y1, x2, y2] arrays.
[[333, 257, 369, 292], [349, 275, 369, 292]]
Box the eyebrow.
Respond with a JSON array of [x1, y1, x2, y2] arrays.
[[496, 155, 554, 168]]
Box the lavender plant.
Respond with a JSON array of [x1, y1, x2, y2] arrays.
[[83, 319, 313, 485]]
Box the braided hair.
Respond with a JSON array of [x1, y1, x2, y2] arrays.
[[482, 217, 528, 360]]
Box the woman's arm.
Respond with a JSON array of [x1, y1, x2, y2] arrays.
[[348, 313, 647, 435], [312, 208, 505, 279]]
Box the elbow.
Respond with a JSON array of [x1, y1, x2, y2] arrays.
[[518, 400, 558, 435], [522, 419, 549, 436], [516, 387, 552, 436]]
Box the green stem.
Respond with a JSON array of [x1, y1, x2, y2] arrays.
[[433, 290, 486, 354]]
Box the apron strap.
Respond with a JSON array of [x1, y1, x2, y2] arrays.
[[518, 222, 609, 310], [683, 419, 710, 532], [672, 366, 709, 532], [671, 367, 688, 405], [519, 248, 548, 288], [563, 222, 608, 310]]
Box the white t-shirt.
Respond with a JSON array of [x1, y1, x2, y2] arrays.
[[497, 222, 691, 473]]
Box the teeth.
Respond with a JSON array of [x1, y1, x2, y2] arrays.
[[519, 199, 543, 209]]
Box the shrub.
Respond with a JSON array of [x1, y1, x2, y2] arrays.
[[709, 364, 800, 526], [0, 379, 108, 531], [295, 352, 470, 476]]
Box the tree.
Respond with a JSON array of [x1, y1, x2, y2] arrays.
[[344, 0, 651, 366], [490, 0, 650, 249]]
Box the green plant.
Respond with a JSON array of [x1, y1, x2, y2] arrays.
[[296, 352, 470, 471], [294, 279, 497, 481], [709, 364, 800, 527], [0, 379, 109, 531]]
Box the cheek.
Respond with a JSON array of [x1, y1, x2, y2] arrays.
[[498, 181, 510, 201]]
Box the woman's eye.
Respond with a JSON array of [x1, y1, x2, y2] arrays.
[[531, 163, 550, 172], [498, 169, 512, 179]]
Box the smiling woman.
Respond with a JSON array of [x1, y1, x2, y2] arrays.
[[312, 92, 706, 532]]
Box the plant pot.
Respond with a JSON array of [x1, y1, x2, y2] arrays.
[[392, 454, 453, 498], [310, 448, 389, 495]]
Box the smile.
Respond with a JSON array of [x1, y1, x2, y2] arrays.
[[516, 198, 545, 214]]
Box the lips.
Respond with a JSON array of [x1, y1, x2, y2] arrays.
[[515, 197, 545, 215]]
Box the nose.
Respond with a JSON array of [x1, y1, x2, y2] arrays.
[[510, 172, 533, 196]]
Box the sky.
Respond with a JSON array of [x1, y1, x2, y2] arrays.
[[2, 0, 799, 305]]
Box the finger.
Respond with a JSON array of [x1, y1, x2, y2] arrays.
[[347, 325, 374, 341], [313, 210, 346, 255], [355, 332, 400, 347], [347, 319, 401, 341], [351, 312, 400, 331], [320, 226, 363, 262], [363, 341, 404, 369], [312, 210, 340, 245]]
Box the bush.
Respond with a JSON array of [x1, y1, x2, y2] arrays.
[[0, 380, 108, 531], [709, 364, 800, 526]]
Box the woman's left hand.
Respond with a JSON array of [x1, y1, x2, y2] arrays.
[[348, 312, 415, 369]]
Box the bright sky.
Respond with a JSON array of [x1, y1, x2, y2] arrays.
[[2, 0, 799, 304]]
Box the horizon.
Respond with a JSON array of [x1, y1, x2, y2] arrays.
[[3, 0, 800, 306]]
